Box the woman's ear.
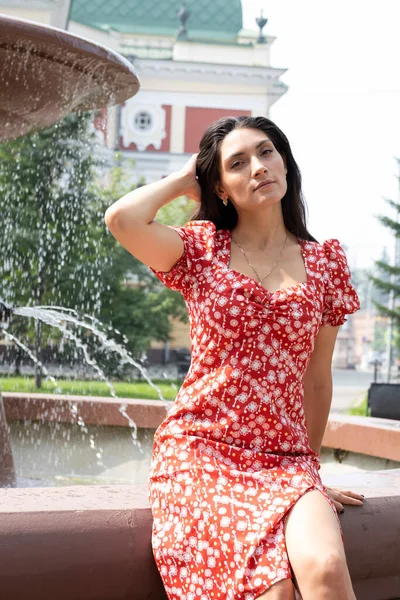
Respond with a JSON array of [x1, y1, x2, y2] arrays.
[[215, 182, 225, 199]]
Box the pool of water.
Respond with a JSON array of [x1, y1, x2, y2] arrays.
[[8, 421, 400, 487]]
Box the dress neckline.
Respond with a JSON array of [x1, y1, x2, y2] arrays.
[[222, 229, 312, 300]]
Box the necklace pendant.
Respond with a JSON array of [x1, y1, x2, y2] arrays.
[[232, 231, 288, 286]]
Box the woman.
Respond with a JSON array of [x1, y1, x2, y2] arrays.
[[105, 116, 363, 600]]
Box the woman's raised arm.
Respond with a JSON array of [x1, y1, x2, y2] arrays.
[[104, 154, 200, 272]]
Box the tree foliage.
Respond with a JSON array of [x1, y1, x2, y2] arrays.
[[0, 112, 195, 383], [0, 112, 107, 312], [97, 164, 194, 359], [370, 192, 400, 353]]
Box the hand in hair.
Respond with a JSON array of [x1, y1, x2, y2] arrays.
[[177, 153, 201, 203]]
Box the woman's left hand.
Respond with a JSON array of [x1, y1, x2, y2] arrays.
[[324, 486, 364, 513]]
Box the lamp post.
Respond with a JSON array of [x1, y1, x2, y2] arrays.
[[0, 302, 16, 486], [50, 0, 72, 30]]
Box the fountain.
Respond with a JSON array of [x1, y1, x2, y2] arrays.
[[0, 15, 139, 140], [0, 301, 173, 487], [0, 13, 144, 487], [0, 15, 180, 492]]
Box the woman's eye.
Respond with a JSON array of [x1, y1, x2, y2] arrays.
[[231, 149, 271, 168]]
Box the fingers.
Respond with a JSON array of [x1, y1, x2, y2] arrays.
[[333, 500, 344, 513], [181, 153, 199, 178], [336, 489, 364, 506], [340, 496, 364, 506], [325, 486, 365, 514], [189, 181, 202, 203], [324, 488, 344, 513], [341, 489, 364, 500], [189, 153, 198, 170]]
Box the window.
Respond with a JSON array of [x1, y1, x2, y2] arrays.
[[134, 111, 152, 131]]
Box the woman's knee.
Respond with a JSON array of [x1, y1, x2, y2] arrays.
[[283, 489, 349, 590], [300, 548, 348, 585]]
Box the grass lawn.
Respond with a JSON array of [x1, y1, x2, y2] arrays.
[[348, 394, 370, 417], [0, 376, 182, 400], [0, 377, 372, 412]]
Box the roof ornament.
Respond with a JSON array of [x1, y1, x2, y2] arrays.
[[176, 1, 190, 40], [256, 9, 268, 44]]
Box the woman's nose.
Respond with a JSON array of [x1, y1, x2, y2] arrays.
[[251, 157, 268, 177]]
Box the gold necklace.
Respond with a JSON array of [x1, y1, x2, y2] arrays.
[[231, 232, 288, 285]]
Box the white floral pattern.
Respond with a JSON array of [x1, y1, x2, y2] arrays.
[[148, 220, 360, 599]]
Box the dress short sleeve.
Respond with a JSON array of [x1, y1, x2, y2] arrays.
[[149, 220, 216, 294], [321, 239, 360, 327]]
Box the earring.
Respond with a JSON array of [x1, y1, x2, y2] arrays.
[[222, 197, 228, 207]]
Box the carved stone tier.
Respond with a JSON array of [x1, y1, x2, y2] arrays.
[[0, 15, 140, 140]]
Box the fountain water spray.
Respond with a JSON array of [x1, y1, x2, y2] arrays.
[[0, 14, 147, 487]]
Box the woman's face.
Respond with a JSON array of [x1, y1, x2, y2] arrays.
[[217, 127, 288, 210]]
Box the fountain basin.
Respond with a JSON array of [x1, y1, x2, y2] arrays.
[[0, 15, 140, 140], [0, 471, 399, 600], [2, 392, 400, 486]]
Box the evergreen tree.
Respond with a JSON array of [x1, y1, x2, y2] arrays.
[[369, 193, 400, 355]]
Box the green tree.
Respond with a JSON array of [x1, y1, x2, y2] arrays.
[[97, 166, 194, 366], [0, 113, 107, 311], [0, 114, 196, 384], [369, 194, 400, 355], [0, 112, 109, 386]]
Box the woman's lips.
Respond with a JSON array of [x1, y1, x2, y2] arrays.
[[254, 181, 274, 191]]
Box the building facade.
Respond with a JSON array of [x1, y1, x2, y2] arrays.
[[1, 0, 288, 183]]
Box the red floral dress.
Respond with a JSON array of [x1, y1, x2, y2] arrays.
[[148, 220, 360, 600]]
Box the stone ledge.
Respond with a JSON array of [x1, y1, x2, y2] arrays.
[[323, 413, 400, 462], [0, 470, 399, 600], [2, 391, 170, 429]]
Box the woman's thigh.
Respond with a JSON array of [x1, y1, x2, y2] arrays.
[[283, 489, 348, 589]]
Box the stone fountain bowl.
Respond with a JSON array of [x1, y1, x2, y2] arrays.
[[0, 15, 140, 141]]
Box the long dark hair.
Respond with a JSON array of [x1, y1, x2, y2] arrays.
[[191, 116, 317, 242]]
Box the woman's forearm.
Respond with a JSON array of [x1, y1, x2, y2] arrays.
[[105, 171, 191, 230], [303, 381, 333, 454]]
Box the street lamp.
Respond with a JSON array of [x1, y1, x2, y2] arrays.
[[50, 0, 72, 30]]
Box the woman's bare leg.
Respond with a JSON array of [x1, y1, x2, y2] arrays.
[[284, 489, 356, 600], [256, 578, 296, 600]]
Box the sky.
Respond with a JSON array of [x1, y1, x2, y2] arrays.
[[241, 0, 400, 270]]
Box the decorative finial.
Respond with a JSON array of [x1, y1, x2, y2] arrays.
[[177, 1, 190, 40], [255, 9, 268, 44]]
